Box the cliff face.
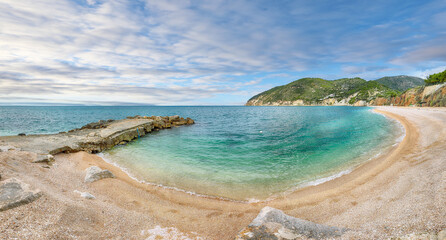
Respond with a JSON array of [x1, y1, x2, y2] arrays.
[[372, 83, 446, 107]]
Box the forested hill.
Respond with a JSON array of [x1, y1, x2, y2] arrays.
[[246, 77, 407, 106], [375, 76, 424, 92], [246, 72, 446, 107]]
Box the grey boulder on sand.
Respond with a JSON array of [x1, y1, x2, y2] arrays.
[[84, 166, 115, 183], [0, 178, 42, 212], [236, 207, 347, 240]]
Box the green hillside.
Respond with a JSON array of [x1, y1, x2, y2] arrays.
[[246, 77, 401, 106], [375, 75, 424, 92]]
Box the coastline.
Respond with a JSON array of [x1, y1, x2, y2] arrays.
[[1, 107, 445, 239], [92, 106, 406, 203]]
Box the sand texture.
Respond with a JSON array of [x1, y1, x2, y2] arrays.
[[0, 107, 445, 239]]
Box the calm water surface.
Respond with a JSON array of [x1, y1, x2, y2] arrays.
[[0, 106, 403, 200]]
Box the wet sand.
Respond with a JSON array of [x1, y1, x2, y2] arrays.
[[0, 107, 445, 239]]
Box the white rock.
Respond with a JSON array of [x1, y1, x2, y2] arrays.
[[33, 154, 55, 163], [74, 190, 95, 199], [236, 206, 346, 239], [0, 145, 17, 152], [84, 166, 115, 183]]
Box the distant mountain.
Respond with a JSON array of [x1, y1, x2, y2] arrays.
[[246, 77, 399, 106], [375, 75, 424, 92]]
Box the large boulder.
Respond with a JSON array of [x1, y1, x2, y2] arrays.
[[0, 178, 42, 211], [236, 207, 347, 240], [84, 166, 115, 183]]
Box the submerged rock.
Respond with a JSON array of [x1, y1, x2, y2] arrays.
[[236, 207, 347, 240], [0, 178, 42, 211], [84, 166, 115, 183]]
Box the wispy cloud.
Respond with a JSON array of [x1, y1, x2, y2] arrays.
[[1, 0, 445, 105]]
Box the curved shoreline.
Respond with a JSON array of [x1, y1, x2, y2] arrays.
[[3, 107, 444, 240], [91, 107, 407, 204], [273, 108, 414, 201]]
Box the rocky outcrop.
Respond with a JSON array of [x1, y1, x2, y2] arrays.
[[0, 115, 195, 157], [372, 83, 446, 107], [0, 178, 42, 211], [236, 207, 347, 240], [84, 166, 115, 183]]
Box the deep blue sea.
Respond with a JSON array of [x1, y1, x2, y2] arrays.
[[0, 106, 403, 201]]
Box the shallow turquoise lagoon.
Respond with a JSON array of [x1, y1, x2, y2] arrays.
[[0, 106, 403, 201]]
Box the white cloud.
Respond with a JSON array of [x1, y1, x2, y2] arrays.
[[411, 66, 446, 79], [1, 0, 446, 105]]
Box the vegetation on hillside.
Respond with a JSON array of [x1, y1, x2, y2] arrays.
[[247, 70, 446, 107], [375, 76, 424, 92], [247, 77, 400, 105], [425, 70, 446, 85]]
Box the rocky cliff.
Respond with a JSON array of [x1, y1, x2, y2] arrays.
[[372, 83, 446, 107]]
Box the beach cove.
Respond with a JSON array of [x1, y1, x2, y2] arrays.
[[0, 107, 445, 239]]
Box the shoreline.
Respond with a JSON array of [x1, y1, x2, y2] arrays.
[[92, 107, 406, 203], [1, 107, 444, 239]]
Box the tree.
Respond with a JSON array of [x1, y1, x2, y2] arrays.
[[425, 70, 446, 85]]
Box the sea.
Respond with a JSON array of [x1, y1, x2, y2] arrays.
[[0, 106, 404, 201]]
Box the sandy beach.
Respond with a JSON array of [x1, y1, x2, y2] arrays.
[[0, 107, 445, 239]]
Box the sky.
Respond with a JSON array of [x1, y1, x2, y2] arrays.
[[1, 0, 446, 105]]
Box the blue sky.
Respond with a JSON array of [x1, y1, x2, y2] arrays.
[[1, 0, 445, 105]]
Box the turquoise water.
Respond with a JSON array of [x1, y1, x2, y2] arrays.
[[0, 106, 403, 201]]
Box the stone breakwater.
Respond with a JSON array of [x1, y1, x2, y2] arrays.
[[0, 115, 194, 160]]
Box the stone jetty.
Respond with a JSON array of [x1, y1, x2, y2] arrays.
[[0, 115, 195, 158]]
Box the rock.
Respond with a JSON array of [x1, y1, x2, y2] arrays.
[[0, 178, 42, 211], [33, 154, 55, 163], [236, 207, 347, 240], [18, 133, 26, 136], [84, 166, 115, 183], [0, 145, 17, 152], [438, 229, 446, 240], [169, 115, 180, 122], [186, 118, 194, 125], [74, 190, 95, 199], [353, 100, 367, 107]]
